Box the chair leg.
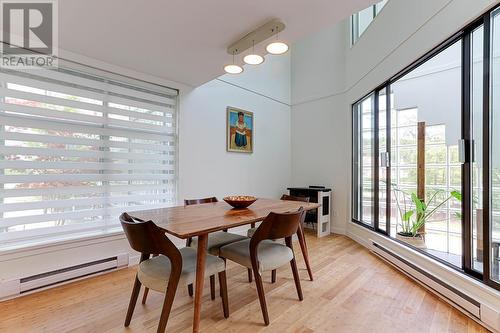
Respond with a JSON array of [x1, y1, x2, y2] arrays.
[[187, 284, 193, 297], [142, 254, 159, 304], [210, 275, 216, 300], [290, 257, 304, 301], [124, 275, 142, 327], [286, 236, 303, 301], [253, 268, 270, 325], [271, 269, 277, 283], [218, 271, 229, 318], [220, 258, 226, 298], [156, 276, 179, 333], [141, 287, 150, 304], [247, 268, 253, 283], [297, 223, 314, 281]]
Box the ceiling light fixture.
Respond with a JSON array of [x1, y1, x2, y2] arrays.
[[243, 40, 264, 65], [266, 25, 289, 55], [227, 20, 285, 56], [266, 41, 289, 55], [224, 51, 243, 74]]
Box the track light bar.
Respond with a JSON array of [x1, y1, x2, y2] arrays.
[[227, 19, 286, 55]]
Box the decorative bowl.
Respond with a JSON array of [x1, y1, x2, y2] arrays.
[[223, 196, 257, 209]]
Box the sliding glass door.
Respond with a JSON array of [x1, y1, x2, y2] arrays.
[[351, 4, 500, 290], [390, 39, 463, 266], [352, 94, 375, 227]]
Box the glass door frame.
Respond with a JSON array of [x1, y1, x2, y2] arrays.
[[350, 4, 500, 291]]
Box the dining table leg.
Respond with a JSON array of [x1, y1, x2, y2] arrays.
[[193, 233, 208, 333]]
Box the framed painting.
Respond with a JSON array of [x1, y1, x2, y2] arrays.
[[226, 106, 253, 153]]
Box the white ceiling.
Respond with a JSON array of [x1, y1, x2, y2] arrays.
[[59, 0, 377, 87]]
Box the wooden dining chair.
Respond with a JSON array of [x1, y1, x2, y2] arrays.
[[120, 213, 229, 333], [219, 208, 305, 326], [245, 194, 314, 283], [185, 197, 247, 299]]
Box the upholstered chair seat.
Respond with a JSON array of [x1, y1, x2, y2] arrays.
[[138, 248, 226, 292], [220, 239, 293, 272], [190, 231, 247, 256]]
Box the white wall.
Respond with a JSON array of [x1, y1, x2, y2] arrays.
[[290, 21, 349, 233], [220, 54, 291, 105], [179, 53, 291, 200], [179, 80, 291, 201], [291, 23, 346, 105]]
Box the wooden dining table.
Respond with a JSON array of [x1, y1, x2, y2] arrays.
[[128, 197, 321, 333]]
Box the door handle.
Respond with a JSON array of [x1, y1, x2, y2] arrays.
[[380, 152, 390, 168], [471, 139, 475, 163], [458, 139, 466, 163]]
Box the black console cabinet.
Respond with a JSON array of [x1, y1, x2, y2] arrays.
[[287, 186, 331, 237]]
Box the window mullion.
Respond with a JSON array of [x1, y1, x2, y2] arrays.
[[462, 31, 473, 272], [482, 13, 491, 285], [386, 85, 392, 235], [374, 91, 380, 230]]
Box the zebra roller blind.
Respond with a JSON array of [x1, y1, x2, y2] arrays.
[[0, 66, 178, 246]]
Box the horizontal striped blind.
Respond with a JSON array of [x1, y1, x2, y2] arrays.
[[0, 66, 178, 245]]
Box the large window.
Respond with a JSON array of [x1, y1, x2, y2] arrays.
[[0, 65, 178, 247], [351, 0, 388, 45], [351, 5, 500, 290]]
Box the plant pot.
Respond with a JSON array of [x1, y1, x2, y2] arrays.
[[396, 232, 427, 249]]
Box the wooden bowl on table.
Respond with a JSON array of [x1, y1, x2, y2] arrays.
[[223, 196, 257, 209]]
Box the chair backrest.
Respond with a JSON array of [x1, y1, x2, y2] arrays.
[[120, 213, 181, 264], [250, 208, 304, 247], [184, 197, 218, 206], [281, 194, 309, 226], [280, 194, 310, 202]]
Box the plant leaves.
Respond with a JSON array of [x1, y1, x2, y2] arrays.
[[451, 190, 462, 201], [411, 219, 425, 236], [411, 192, 424, 214], [403, 210, 414, 221]]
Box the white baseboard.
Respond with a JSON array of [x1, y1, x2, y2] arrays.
[[346, 229, 370, 247], [128, 254, 141, 266], [331, 226, 346, 235]]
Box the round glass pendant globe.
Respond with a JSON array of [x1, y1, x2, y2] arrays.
[[243, 54, 264, 65], [266, 41, 289, 55], [224, 64, 243, 74]]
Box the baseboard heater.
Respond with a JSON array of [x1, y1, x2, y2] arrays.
[[0, 253, 129, 300], [370, 241, 481, 319]]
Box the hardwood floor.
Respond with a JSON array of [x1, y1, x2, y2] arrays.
[[0, 233, 489, 333]]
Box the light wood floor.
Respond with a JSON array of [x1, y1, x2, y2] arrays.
[[0, 233, 490, 333]]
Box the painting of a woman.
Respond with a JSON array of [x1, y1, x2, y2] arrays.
[[227, 107, 253, 153], [234, 112, 247, 147]]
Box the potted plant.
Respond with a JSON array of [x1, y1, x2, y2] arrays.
[[392, 184, 461, 249]]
